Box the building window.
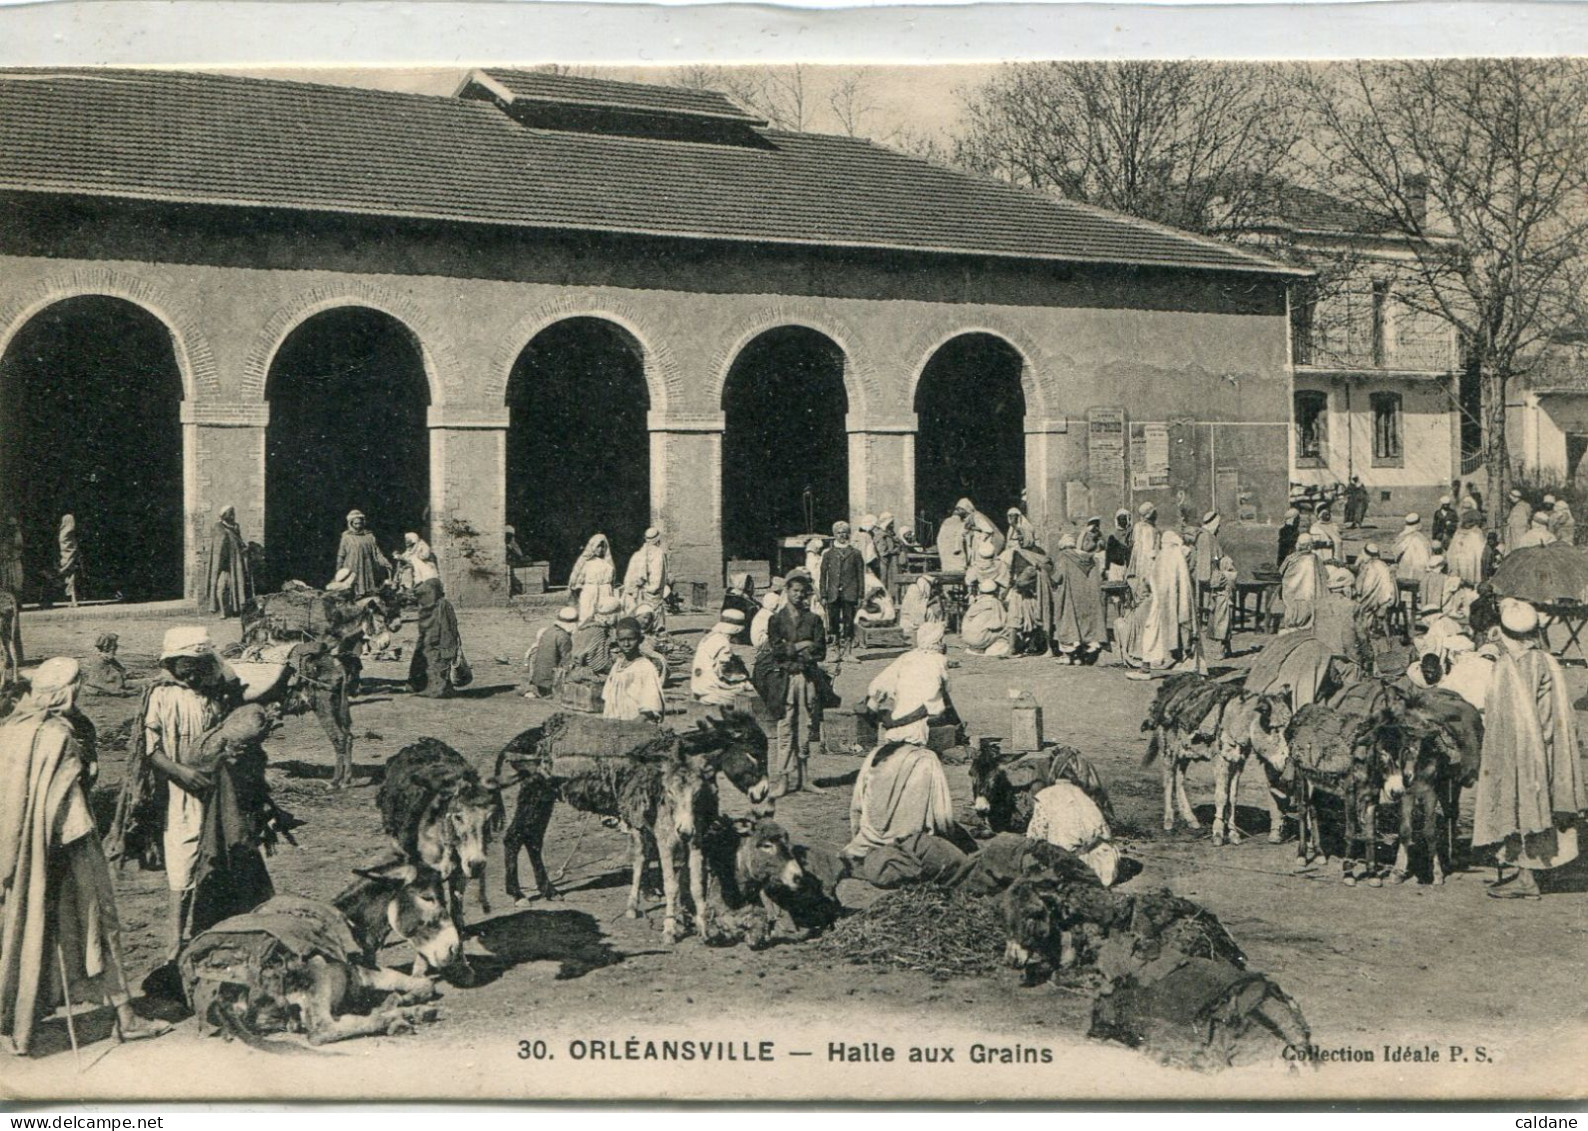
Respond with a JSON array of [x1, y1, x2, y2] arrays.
[[1295, 390, 1328, 465], [1290, 280, 1316, 366], [1371, 280, 1390, 367], [1372, 391, 1403, 465]]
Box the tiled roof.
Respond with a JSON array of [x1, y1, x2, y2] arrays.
[[469, 69, 765, 124], [1251, 181, 1395, 236], [0, 69, 1302, 276]]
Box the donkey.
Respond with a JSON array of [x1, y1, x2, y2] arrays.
[[181, 859, 460, 1046], [494, 709, 771, 940]]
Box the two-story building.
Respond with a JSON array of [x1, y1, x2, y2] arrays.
[[1506, 327, 1588, 490], [1233, 182, 1466, 521]]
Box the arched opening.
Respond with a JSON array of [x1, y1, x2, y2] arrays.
[[0, 296, 185, 602], [265, 307, 430, 589], [914, 333, 1027, 537], [721, 327, 849, 563], [506, 318, 651, 584]]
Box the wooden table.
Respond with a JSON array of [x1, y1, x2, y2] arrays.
[[1234, 579, 1278, 634], [1390, 578, 1421, 640], [1538, 599, 1588, 661]]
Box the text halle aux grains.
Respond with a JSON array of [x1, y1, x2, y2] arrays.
[[552, 1038, 1052, 1064]]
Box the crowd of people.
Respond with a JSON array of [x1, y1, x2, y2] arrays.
[[4, 476, 1588, 1060]]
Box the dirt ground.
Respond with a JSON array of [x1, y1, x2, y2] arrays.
[[4, 602, 1586, 1102]]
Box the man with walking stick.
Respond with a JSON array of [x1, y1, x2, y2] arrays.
[[1, 658, 168, 1056]]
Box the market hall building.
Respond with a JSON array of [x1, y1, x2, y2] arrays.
[[0, 68, 1303, 604]]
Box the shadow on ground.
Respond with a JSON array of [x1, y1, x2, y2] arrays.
[[469, 908, 625, 981], [272, 759, 386, 787]]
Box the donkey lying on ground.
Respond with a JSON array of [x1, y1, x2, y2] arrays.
[[180, 859, 459, 1046]]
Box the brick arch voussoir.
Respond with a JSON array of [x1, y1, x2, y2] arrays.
[[242, 283, 458, 406], [0, 267, 218, 402], [491, 296, 680, 416], [709, 306, 879, 421], [903, 318, 1055, 421]]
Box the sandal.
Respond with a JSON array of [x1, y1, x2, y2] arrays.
[[117, 1018, 173, 1042]]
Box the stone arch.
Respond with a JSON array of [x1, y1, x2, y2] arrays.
[[243, 282, 457, 405], [0, 266, 217, 402], [491, 295, 679, 417], [903, 317, 1055, 422], [708, 306, 878, 421]]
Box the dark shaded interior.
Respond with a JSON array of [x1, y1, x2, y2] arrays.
[[914, 333, 1027, 538], [721, 327, 849, 564], [265, 307, 430, 589], [507, 318, 650, 583], [0, 296, 184, 601]]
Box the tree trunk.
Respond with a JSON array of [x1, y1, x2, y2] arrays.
[[1482, 367, 1512, 511]]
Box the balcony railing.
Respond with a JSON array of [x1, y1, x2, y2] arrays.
[[1301, 332, 1455, 373]]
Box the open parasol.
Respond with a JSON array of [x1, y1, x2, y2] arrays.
[[1487, 543, 1588, 605]]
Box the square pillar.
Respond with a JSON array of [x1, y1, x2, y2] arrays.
[[846, 414, 916, 531], [429, 405, 509, 606], [650, 411, 724, 598], [1024, 415, 1081, 546], [183, 401, 269, 603]]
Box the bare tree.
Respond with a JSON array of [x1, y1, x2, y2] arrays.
[[826, 70, 877, 138], [881, 123, 954, 164], [951, 61, 1301, 234], [1294, 59, 1588, 499], [671, 64, 809, 130]]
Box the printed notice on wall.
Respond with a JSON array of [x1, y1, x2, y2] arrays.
[[1130, 422, 1170, 490], [1088, 406, 1126, 492]]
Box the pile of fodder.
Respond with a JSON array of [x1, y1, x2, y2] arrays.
[[816, 885, 1006, 981]]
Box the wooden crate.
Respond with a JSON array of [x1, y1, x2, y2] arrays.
[[512, 563, 550, 595], [857, 625, 910, 650], [823, 710, 875, 754]]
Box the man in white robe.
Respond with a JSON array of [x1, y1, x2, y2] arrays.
[[866, 622, 954, 747], [690, 608, 750, 707], [1127, 502, 1160, 603], [1136, 529, 1195, 672], [1026, 781, 1121, 887], [1514, 511, 1558, 549], [1475, 599, 1588, 898], [622, 526, 670, 622], [1392, 513, 1435, 580]]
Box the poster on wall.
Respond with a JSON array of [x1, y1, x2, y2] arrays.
[[1130, 421, 1170, 490], [1087, 406, 1126, 494]]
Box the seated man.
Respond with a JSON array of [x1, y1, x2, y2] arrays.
[[632, 603, 674, 682], [750, 593, 782, 648], [525, 606, 578, 699], [899, 575, 944, 637], [602, 617, 665, 722], [560, 595, 622, 689], [866, 621, 956, 745], [1026, 780, 1121, 887], [691, 607, 751, 706], [86, 632, 134, 696], [854, 570, 897, 628], [844, 623, 969, 887]]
